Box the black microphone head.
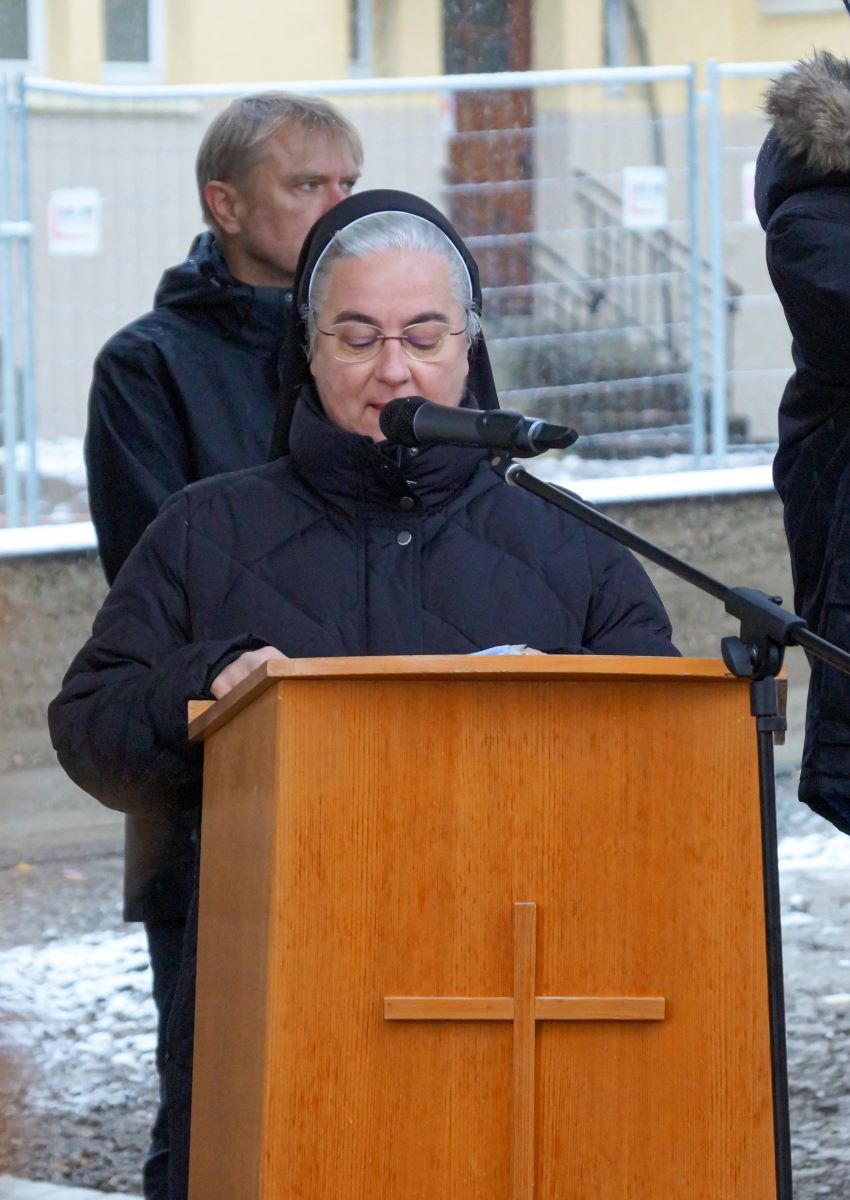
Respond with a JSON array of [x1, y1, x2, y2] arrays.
[[378, 396, 427, 446]]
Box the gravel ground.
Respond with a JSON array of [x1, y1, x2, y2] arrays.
[[1, 770, 849, 1197]]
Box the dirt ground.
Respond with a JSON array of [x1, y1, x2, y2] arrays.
[[0, 765, 849, 1197]]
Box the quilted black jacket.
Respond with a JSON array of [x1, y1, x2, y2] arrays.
[[51, 384, 676, 817]]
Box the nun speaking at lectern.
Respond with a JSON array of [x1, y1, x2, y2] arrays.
[[49, 189, 677, 1198]]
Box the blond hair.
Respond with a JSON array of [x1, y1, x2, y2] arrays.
[[196, 92, 363, 228]]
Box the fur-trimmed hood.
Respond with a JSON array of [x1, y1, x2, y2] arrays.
[[766, 51, 850, 174], [755, 52, 850, 228]]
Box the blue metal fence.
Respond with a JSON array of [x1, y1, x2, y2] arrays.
[[0, 60, 793, 530]]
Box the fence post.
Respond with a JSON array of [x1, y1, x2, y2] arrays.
[[686, 62, 705, 466], [706, 58, 728, 466], [14, 73, 38, 526], [0, 74, 20, 528]]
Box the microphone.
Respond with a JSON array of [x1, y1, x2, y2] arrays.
[[379, 397, 578, 458]]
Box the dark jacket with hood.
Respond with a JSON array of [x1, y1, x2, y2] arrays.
[[51, 190, 677, 1199], [87, 231, 291, 584], [85, 231, 291, 922], [756, 52, 850, 835]]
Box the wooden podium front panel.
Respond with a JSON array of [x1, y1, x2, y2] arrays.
[[189, 684, 282, 1197], [191, 666, 775, 1199]]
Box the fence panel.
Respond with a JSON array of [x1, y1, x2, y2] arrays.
[[5, 65, 705, 528], [0, 75, 37, 528], [706, 60, 794, 465]]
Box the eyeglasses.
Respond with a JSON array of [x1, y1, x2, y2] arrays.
[[315, 318, 468, 363]]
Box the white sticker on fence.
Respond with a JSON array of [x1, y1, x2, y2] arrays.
[[622, 166, 668, 229], [47, 188, 102, 256], [741, 160, 759, 225]]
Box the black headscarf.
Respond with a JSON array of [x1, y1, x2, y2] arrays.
[[270, 189, 499, 457]]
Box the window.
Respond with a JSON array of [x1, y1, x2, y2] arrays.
[[603, 0, 627, 69], [349, 0, 373, 77], [0, 0, 41, 69], [105, 0, 149, 62], [103, 0, 164, 82], [444, 0, 516, 75], [0, 0, 28, 61]]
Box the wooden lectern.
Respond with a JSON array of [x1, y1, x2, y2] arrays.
[[187, 655, 785, 1199]]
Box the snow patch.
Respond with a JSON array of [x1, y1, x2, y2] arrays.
[[1, 437, 87, 487], [0, 929, 156, 1113], [779, 832, 850, 872], [782, 910, 815, 927]]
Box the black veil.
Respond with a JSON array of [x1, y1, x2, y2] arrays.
[[269, 189, 499, 457]]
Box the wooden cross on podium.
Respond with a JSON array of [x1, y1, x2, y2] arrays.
[[384, 900, 665, 1200]]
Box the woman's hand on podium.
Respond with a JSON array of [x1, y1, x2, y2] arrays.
[[210, 646, 288, 700]]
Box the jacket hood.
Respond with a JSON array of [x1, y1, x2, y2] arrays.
[[154, 230, 294, 316], [153, 230, 291, 348], [269, 189, 501, 457], [154, 231, 259, 311], [756, 52, 850, 227], [766, 51, 850, 175]]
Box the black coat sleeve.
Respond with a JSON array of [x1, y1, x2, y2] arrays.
[[86, 327, 194, 584], [48, 493, 266, 814], [582, 528, 678, 656]]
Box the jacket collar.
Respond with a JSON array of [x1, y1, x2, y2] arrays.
[[154, 231, 291, 349], [287, 382, 491, 514]]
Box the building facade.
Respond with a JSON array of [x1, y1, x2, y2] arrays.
[[4, 1, 850, 87]]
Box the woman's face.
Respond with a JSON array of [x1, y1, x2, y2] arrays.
[[309, 248, 471, 441]]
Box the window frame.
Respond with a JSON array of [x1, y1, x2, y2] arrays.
[[348, 0, 374, 78], [101, 0, 166, 84], [760, 0, 843, 13]]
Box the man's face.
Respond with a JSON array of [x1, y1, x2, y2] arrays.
[[222, 125, 361, 288]]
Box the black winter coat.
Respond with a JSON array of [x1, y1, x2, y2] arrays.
[[86, 231, 290, 585], [52, 385, 676, 816], [756, 52, 850, 834], [85, 231, 291, 920]]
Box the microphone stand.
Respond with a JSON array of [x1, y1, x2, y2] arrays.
[[490, 451, 850, 1200]]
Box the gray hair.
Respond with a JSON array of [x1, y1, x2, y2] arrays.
[[196, 92, 363, 230], [304, 211, 482, 356]]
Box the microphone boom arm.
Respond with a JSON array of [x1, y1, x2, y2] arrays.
[[499, 458, 850, 681]]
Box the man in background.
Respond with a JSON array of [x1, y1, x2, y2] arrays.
[[84, 91, 362, 1199]]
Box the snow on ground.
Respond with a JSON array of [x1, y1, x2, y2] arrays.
[[1, 438, 779, 546], [0, 820, 842, 1087], [536, 444, 777, 482], [9, 439, 88, 490], [6, 436, 778, 493], [779, 831, 850, 872], [0, 930, 156, 1113], [9, 438, 780, 501]]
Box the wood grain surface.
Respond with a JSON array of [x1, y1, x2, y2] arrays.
[[189, 660, 776, 1199]]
